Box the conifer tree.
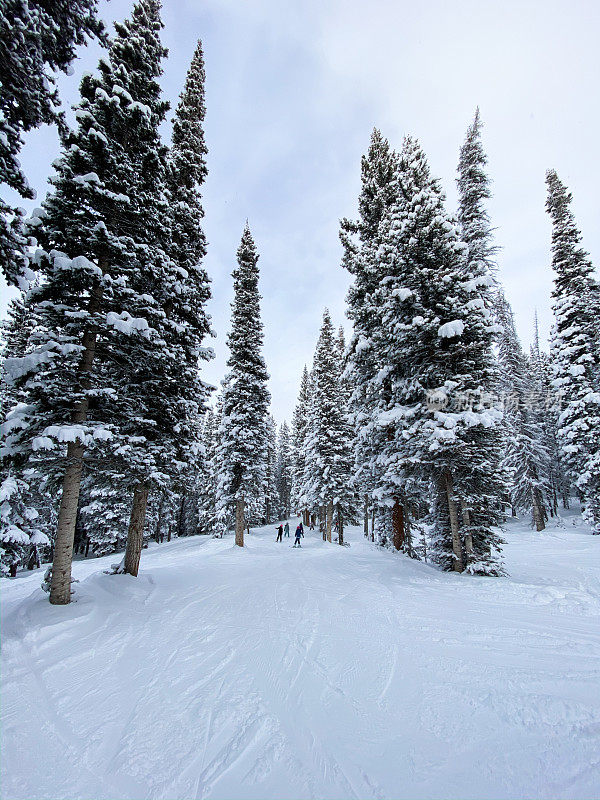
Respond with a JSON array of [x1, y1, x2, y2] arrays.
[[290, 365, 310, 520], [216, 226, 270, 546], [529, 311, 568, 514], [116, 36, 214, 570], [303, 309, 356, 543], [264, 415, 279, 523], [453, 111, 509, 561], [364, 136, 505, 572], [496, 292, 551, 529], [197, 408, 219, 535], [275, 421, 293, 519], [0, 0, 105, 287], [1, 0, 173, 603], [342, 129, 399, 539], [546, 170, 600, 532]]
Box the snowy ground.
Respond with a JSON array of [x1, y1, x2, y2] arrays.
[[2, 511, 600, 800]]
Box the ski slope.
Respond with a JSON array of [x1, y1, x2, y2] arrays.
[[2, 513, 600, 800]]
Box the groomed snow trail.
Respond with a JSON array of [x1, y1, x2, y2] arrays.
[[2, 515, 600, 800]]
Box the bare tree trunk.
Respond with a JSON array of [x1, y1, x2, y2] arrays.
[[532, 489, 545, 531], [49, 443, 85, 603], [461, 504, 474, 562], [392, 498, 404, 551], [444, 470, 463, 573], [49, 285, 103, 605], [265, 497, 270, 525], [371, 506, 375, 542], [235, 497, 244, 547], [177, 494, 186, 537], [404, 501, 412, 557], [155, 493, 164, 543], [326, 499, 333, 543], [338, 506, 344, 545], [124, 483, 149, 577], [363, 495, 369, 538]]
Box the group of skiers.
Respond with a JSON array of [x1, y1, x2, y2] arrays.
[[275, 521, 304, 547]]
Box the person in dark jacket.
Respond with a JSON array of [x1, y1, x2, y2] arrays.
[[299, 521, 304, 537], [276, 524, 283, 542], [293, 525, 302, 547]]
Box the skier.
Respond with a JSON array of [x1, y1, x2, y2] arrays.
[[284, 522, 290, 537], [276, 524, 283, 542], [293, 525, 302, 547], [309, 518, 315, 531], [299, 521, 304, 537]]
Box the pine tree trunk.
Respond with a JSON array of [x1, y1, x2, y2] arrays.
[[177, 494, 186, 537], [363, 495, 369, 537], [371, 507, 375, 542], [461, 504, 474, 562], [155, 494, 164, 543], [124, 483, 149, 577], [48, 284, 103, 605], [392, 498, 404, 551], [49, 442, 85, 603], [338, 506, 344, 545], [235, 497, 244, 547], [404, 502, 412, 557], [326, 499, 333, 543], [532, 489, 545, 531], [444, 470, 463, 572], [266, 497, 270, 525]]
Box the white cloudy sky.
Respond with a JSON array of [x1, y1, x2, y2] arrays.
[[1, 0, 598, 424]]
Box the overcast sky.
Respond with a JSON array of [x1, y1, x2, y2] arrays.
[[1, 0, 598, 425]]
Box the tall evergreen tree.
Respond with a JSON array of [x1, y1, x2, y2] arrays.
[[290, 365, 310, 520], [264, 415, 279, 524], [216, 225, 270, 546], [496, 292, 551, 529], [453, 110, 509, 562], [0, 0, 105, 287], [363, 136, 505, 572], [529, 311, 569, 514], [116, 36, 214, 571], [1, 0, 173, 603], [546, 170, 600, 532], [275, 421, 293, 519], [302, 309, 356, 543], [342, 129, 400, 539], [197, 407, 219, 535]]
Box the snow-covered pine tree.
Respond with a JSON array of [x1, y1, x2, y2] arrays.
[[290, 365, 310, 522], [453, 110, 509, 563], [0, 471, 49, 575], [162, 35, 213, 490], [196, 407, 218, 535], [342, 129, 399, 541], [496, 292, 551, 530], [1, 0, 173, 603], [116, 36, 214, 563], [264, 415, 279, 524], [366, 136, 505, 573], [302, 309, 356, 544], [0, 0, 105, 287], [79, 473, 131, 556], [0, 294, 58, 573], [546, 170, 600, 532], [275, 421, 292, 519], [216, 225, 270, 546], [529, 310, 569, 514]]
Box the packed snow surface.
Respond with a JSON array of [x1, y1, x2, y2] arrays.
[[2, 513, 600, 800]]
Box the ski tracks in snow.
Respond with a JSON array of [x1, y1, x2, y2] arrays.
[[2, 521, 600, 799]]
